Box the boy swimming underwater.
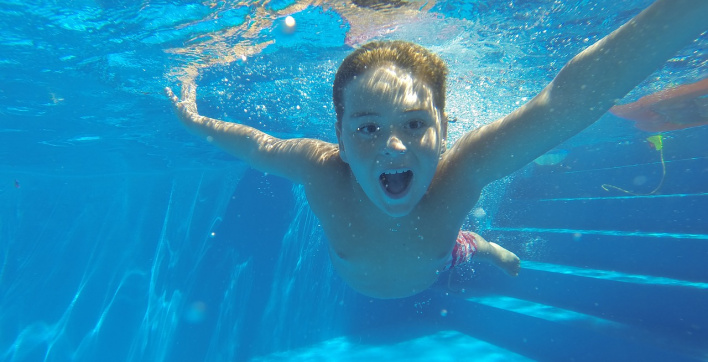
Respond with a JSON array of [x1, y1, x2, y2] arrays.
[[167, 0, 708, 299]]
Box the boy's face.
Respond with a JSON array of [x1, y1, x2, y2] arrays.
[[337, 65, 446, 217]]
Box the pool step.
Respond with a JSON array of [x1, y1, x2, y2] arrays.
[[440, 260, 708, 360], [505, 149, 708, 200], [251, 328, 533, 361], [484, 229, 708, 282], [492, 193, 708, 235], [251, 259, 708, 361], [429, 289, 705, 361], [437, 131, 708, 360]]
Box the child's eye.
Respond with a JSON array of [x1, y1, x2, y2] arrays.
[[406, 120, 426, 130], [357, 124, 380, 134]]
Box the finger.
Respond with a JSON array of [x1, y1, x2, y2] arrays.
[[180, 83, 190, 101], [180, 81, 197, 102], [165, 87, 177, 102], [187, 83, 197, 102]]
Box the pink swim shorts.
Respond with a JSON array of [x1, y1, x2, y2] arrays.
[[442, 231, 478, 271]]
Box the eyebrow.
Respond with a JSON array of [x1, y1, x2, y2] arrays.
[[349, 111, 379, 118], [350, 108, 428, 118], [402, 108, 428, 114]]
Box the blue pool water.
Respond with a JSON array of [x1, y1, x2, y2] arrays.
[[1, 0, 707, 361]]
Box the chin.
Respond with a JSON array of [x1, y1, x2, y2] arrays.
[[377, 197, 418, 218], [382, 207, 413, 218]]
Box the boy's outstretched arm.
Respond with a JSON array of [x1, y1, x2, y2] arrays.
[[166, 82, 338, 184], [446, 0, 708, 188]]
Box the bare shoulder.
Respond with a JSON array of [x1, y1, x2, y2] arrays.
[[300, 145, 357, 216], [294, 140, 351, 188], [422, 134, 487, 222], [434, 124, 489, 188], [250, 136, 342, 185]]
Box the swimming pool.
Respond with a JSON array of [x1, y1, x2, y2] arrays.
[[2, 0, 707, 360]]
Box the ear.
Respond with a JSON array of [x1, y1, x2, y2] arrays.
[[335, 122, 349, 163]]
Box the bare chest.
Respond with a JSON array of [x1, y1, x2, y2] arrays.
[[310, 194, 461, 298]]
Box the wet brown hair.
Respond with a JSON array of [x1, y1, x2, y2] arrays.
[[333, 40, 448, 126]]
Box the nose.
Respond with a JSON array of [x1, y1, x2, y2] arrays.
[[384, 135, 407, 155]]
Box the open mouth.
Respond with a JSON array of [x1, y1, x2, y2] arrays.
[[379, 169, 413, 198]]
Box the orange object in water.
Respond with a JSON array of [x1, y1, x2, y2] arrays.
[[610, 77, 708, 132]]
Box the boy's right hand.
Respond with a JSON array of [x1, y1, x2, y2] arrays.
[[165, 83, 200, 127]]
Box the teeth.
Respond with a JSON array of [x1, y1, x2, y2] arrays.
[[383, 169, 411, 175]]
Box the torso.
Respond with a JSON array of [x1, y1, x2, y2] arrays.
[[303, 154, 481, 299]]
